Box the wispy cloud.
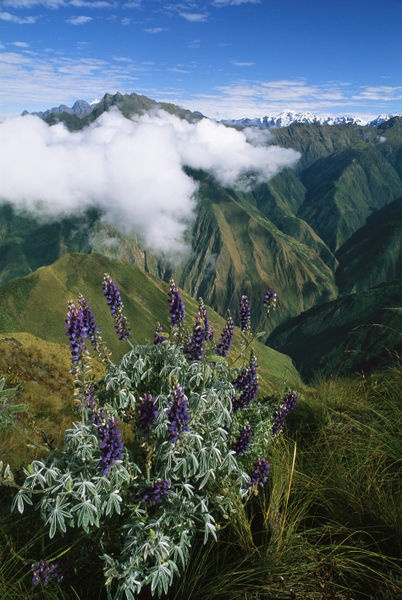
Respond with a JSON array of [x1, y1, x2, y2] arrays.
[[3, 0, 116, 7], [212, 0, 260, 5], [2, 1, 65, 7], [144, 27, 166, 34], [70, 1, 116, 7], [352, 85, 402, 102], [0, 11, 36, 23], [11, 40, 30, 47], [0, 51, 139, 115], [231, 61, 254, 67], [65, 15, 93, 25], [179, 12, 209, 22]]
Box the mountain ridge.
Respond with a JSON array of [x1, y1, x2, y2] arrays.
[[22, 91, 400, 129]]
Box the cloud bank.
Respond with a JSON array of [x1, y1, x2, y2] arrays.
[[0, 109, 300, 257]]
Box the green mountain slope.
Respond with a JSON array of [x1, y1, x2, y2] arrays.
[[0, 253, 301, 393], [177, 172, 337, 335], [336, 198, 402, 293], [298, 148, 402, 251], [267, 280, 402, 380]]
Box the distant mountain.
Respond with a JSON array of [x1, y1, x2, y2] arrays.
[[267, 280, 402, 380], [23, 99, 93, 119], [24, 93, 400, 130], [222, 110, 401, 129], [23, 92, 204, 129]]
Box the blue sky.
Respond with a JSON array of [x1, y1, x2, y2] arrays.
[[0, 0, 402, 121]]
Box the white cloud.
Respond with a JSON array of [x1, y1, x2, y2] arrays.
[[144, 27, 166, 34], [11, 40, 30, 47], [0, 109, 299, 259], [212, 0, 260, 5], [70, 1, 116, 7], [3, 0, 114, 6], [231, 61, 255, 67], [0, 11, 36, 23], [179, 12, 208, 22], [66, 15, 93, 25], [2, 1, 65, 7]]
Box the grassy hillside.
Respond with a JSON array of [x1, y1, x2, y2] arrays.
[[0, 253, 301, 396], [268, 280, 402, 380]]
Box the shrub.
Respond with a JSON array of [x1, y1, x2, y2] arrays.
[[1, 278, 296, 599]]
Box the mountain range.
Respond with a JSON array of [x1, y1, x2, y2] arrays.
[[25, 96, 400, 129], [2, 91, 401, 381]]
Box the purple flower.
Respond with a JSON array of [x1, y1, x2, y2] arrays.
[[32, 559, 64, 587], [239, 295, 251, 332], [92, 410, 125, 475], [199, 298, 214, 342], [154, 322, 166, 345], [166, 385, 190, 443], [215, 314, 235, 357], [78, 295, 100, 349], [102, 274, 131, 341], [272, 389, 298, 435], [141, 480, 171, 506], [263, 288, 277, 312], [77, 385, 95, 412], [232, 354, 259, 412], [186, 315, 205, 361], [248, 458, 270, 488], [168, 279, 185, 327], [138, 393, 158, 438], [65, 301, 86, 369], [234, 423, 253, 456]]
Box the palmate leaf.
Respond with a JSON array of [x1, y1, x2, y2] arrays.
[[12, 489, 33, 514], [45, 495, 73, 538], [105, 489, 123, 516], [74, 499, 100, 531]]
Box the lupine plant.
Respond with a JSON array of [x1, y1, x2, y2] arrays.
[[0, 277, 298, 598]]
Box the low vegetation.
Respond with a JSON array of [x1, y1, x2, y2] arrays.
[[0, 274, 400, 599]]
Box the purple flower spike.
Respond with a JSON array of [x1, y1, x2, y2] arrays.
[[186, 314, 205, 361], [263, 288, 277, 312], [239, 295, 251, 332], [138, 393, 159, 438], [65, 301, 86, 369], [102, 274, 131, 341], [92, 410, 125, 475], [215, 314, 235, 357], [168, 279, 185, 327], [248, 458, 270, 488], [234, 423, 253, 456], [166, 385, 190, 442], [232, 354, 259, 412], [154, 322, 166, 345], [32, 559, 64, 587], [272, 389, 298, 435], [141, 480, 171, 506], [78, 295, 100, 349], [199, 298, 214, 342]]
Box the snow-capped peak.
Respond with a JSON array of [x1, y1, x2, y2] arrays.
[[221, 111, 401, 129]]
